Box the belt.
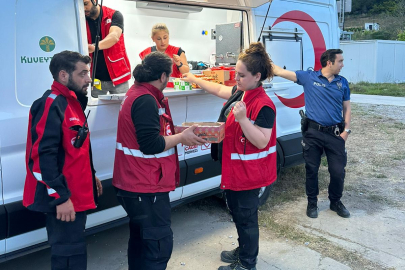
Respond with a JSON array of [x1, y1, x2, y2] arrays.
[[308, 120, 341, 135]]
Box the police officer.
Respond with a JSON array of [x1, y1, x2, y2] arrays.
[[23, 51, 103, 270], [113, 51, 206, 270], [273, 49, 351, 218]]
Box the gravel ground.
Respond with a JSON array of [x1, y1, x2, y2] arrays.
[[355, 103, 405, 124]]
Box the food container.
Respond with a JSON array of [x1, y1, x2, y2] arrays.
[[202, 70, 230, 84], [173, 78, 193, 90], [174, 122, 225, 143]]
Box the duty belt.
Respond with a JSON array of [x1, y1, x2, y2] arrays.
[[308, 120, 341, 136]]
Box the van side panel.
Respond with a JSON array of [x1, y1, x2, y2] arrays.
[[0, 0, 17, 257], [253, 0, 338, 167]]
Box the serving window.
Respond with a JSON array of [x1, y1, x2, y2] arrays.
[[89, 0, 245, 102]]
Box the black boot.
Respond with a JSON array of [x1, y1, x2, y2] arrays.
[[221, 247, 239, 263], [330, 201, 350, 218], [218, 259, 257, 270], [306, 201, 318, 218]]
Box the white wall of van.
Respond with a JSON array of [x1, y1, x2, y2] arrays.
[[0, 0, 340, 260]]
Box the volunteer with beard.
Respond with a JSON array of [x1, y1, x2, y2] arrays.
[[84, 0, 131, 97], [23, 51, 103, 270], [182, 42, 276, 270], [113, 51, 206, 270], [139, 23, 189, 87]]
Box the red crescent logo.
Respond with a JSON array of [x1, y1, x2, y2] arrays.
[[274, 92, 305, 108], [272, 11, 327, 109], [272, 11, 327, 70]]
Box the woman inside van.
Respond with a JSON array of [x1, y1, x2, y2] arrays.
[[182, 42, 277, 270], [139, 23, 189, 87]]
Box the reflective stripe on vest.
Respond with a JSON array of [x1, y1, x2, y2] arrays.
[[231, 146, 276, 161], [112, 72, 131, 83], [116, 142, 175, 158]]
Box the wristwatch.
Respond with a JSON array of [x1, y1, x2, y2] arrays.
[[345, 129, 351, 135], [176, 62, 183, 69]]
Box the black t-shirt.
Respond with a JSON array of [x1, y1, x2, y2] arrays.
[[226, 86, 275, 128], [86, 10, 124, 81], [131, 95, 166, 155]]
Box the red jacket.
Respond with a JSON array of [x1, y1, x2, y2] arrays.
[[139, 45, 182, 87], [221, 86, 277, 191], [23, 81, 96, 212], [86, 6, 131, 86], [113, 82, 179, 193]]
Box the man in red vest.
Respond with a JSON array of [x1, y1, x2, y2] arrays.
[[84, 0, 131, 98], [113, 52, 206, 270], [23, 51, 103, 270]]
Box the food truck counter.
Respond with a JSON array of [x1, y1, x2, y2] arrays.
[[97, 87, 207, 101]]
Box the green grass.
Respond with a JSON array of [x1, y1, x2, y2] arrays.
[[350, 82, 405, 97]]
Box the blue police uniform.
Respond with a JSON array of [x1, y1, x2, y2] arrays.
[[296, 70, 350, 206]]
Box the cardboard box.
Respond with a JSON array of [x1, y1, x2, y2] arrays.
[[203, 70, 230, 84], [173, 78, 193, 90], [174, 122, 225, 143]]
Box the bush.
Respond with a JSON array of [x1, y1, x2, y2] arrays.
[[370, 30, 391, 40], [398, 30, 405, 41]]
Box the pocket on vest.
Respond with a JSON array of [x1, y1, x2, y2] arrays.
[[107, 56, 130, 79], [157, 161, 176, 189]]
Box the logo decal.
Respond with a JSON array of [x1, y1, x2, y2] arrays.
[[166, 123, 172, 136], [272, 11, 326, 70], [272, 11, 327, 109], [313, 82, 326, 87], [240, 136, 245, 144], [274, 92, 305, 109], [337, 82, 342, 90], [39, 36, 55, 52], [201, 143, 211, 151]]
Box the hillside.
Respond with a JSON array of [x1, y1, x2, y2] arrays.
[[344, 0, 405, 40]]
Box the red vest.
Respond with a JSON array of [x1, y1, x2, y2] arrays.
[[221, 86, 277, 191], [86, 6, 131, 86], [23, 81, 95, 212], [139, 45, 182, 87], [113, 82, 179, 193]]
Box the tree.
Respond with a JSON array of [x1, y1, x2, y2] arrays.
[[398, 31, 405, 41]]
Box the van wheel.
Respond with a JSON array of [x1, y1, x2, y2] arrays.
[[258, 185, 272, 206]]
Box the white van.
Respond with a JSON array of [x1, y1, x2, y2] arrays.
[[0, 0, 339, 261]]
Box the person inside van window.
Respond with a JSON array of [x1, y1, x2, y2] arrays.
[[182, 42, 276, 270], [139, 23, 190, 87], [84, 0, 131, 98], [113, 51, 206, 270]]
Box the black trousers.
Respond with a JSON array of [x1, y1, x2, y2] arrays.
[[302, 128, 347, 203], [226, 188, 260, 269], [116, 191, 173, 270], [46, 211, 87, 270]]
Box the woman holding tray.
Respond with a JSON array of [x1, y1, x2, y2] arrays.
[[182, 42, 276, 270]]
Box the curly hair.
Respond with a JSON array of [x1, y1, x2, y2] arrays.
[[238, 42, 274, 81]]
